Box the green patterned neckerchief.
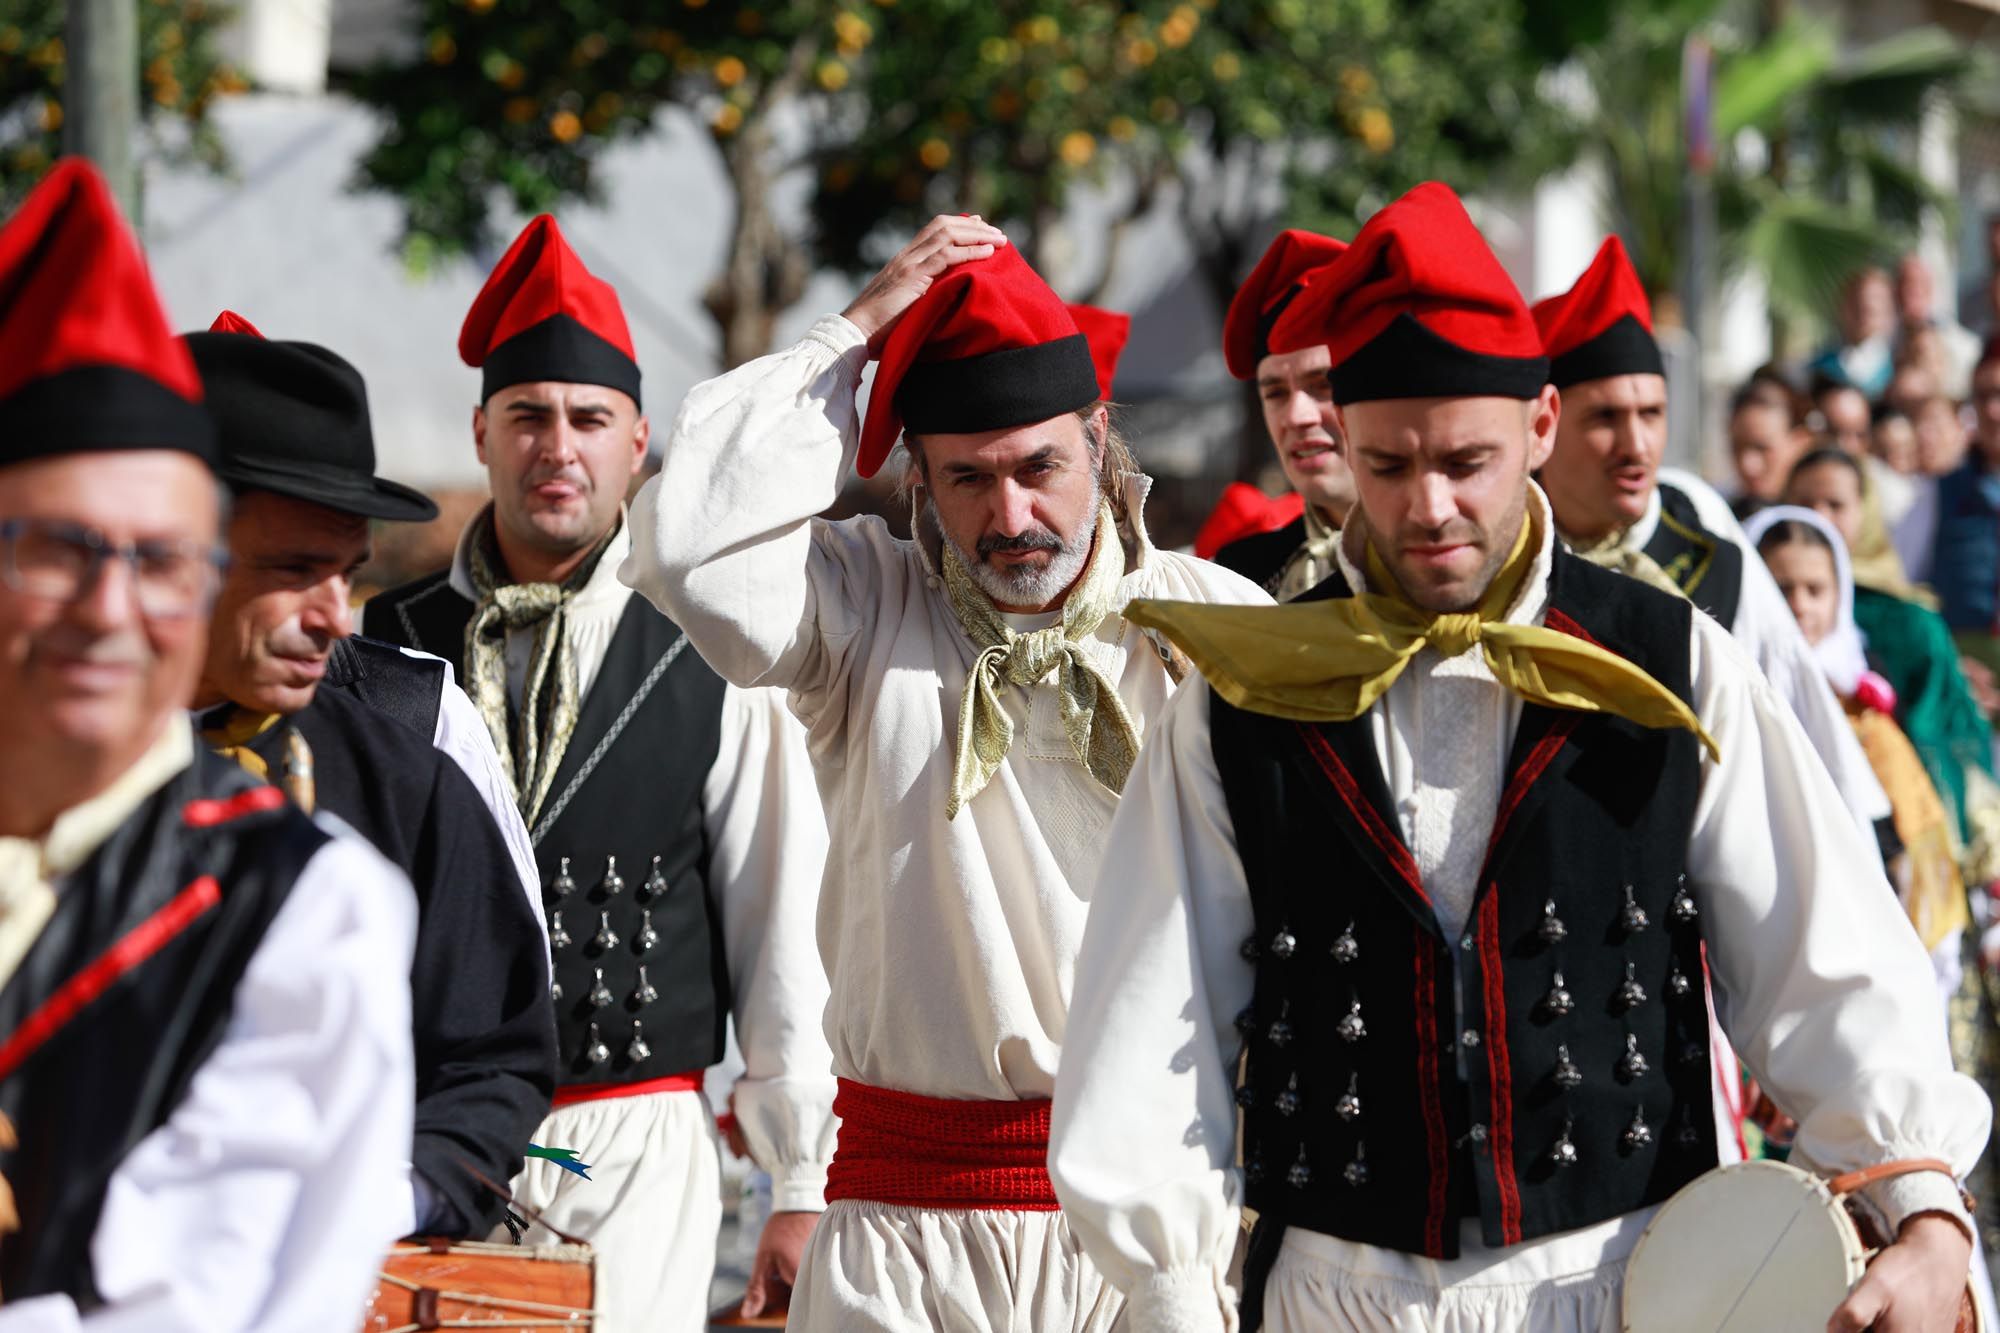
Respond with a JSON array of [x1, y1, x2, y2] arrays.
[[1566, 523, 1688, 602], [1275, 503, 1343, 601], [939, 500, 1140, 820], [464, 506, 617, 821]]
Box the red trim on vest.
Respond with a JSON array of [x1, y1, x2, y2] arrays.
[[1476, 890, 1523, 1243], [825, 1078, 1059, 1211], [1544, 607, 1596, 645], [1481, 718, 1577, 871], [551, 1069, 704, 1108], [1295, 724, 1427, 902], [182, 785, 285, 828], [0, 875, 222, 1084], [1412, 927, 1449, 1256]]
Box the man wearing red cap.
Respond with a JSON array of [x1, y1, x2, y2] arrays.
[[1049, 183, 1986, 1331], [1213, 229, 1355, 600], [621, 214, 1266, 1330], [364, 214, 831, 1332], [0, 161, 416, 1328], [1532, 237, 1896, 847]]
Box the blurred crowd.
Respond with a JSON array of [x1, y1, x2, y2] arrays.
[[1721, 222, 2000, 1191]]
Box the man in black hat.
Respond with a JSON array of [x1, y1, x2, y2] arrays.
[[183, 324, 558, 1238]]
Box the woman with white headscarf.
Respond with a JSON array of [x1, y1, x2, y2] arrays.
[[1746, 505, 1969, 969]]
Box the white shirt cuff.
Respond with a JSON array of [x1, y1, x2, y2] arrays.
[[1862, 1169, 1976, 1242], [767, 1160, 829, 1214], [804, 313, 869, 365], [1125, 1266, 1238, 1333]]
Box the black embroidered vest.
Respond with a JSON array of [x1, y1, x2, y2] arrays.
[[1641, 482, 1744, 630], [1214, 550, 1715, 1263], [365, 571, 731, 1084], [0, 751, 324, 1304]]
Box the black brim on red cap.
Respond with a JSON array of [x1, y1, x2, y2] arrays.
[[1547, 313, 1664, 390], [0, 365, 215, 466], [1328, 314, 1549, 406], [896, 334, 1099, 436], [481, 313, 641, 408]]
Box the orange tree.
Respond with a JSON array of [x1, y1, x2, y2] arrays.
[[0, 0, 244, 212], [811, 0, 1579, 476], [350, 0, 1583, 395], [346, 0, 852, 368]]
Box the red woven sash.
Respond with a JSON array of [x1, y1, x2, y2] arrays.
[[824, 1077, 1059, 1211]]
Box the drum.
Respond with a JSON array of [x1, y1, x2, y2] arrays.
[[1622, 1158, 1979, 1333], [361, 1239, 596, 1331]]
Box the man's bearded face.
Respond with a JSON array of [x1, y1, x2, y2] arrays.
[[913, 408, 1107, 613]]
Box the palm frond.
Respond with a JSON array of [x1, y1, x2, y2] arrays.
[[1712, 16, 1836, 138], [1740, 194, 1898, 325], [1849, 141, 1948, 229]]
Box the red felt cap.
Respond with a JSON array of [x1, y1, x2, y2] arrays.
[[858, 243, 1097, 479], [1193, 483, 1305, 561], [1531, 236, 1663, 389], [1066, 303, 1131, 399], [1223, 230, 1349, 380], [460, 214, 641, 407], [209, 309, 265, 337], [0, 158, 212, 466], [1269, 182, 1547, 405]]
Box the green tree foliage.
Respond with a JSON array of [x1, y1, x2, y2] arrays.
[[351, 0, 1578, 379], [813, 0, 1573, 309], [347, 0, 858, 366], [0, 0, 243, 212]]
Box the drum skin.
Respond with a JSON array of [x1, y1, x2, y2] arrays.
[[1623, 1160, 1865, 1333], [362, 1240, 595, 1330]]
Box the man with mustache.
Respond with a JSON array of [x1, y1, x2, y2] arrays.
[[1213, 230, 1357, 600], [0, 159, 416, 1328], [183, 319, 558, 1241], [1049, 183, 1987, 1332], [620, 215, 1267, 1332], [364, 215, 832, 1332], [1532, 238, 1894, 843]]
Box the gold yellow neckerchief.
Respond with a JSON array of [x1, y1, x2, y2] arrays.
[[199, 707, 282, 780], [199, 706, 316, 812], [940, 501, 1140, 820], [1126, 511, 1719, 758]]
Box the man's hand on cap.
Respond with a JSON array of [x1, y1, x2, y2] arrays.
[[841, 214, 1009, 356]]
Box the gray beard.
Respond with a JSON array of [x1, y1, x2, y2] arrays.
[[931, 500, 1098, 610]]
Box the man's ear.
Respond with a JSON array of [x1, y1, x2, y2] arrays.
[[473, 404, 488, 465], [1526, 384, 1561, 473], [631, 414, 651, 477], [1087, 404, 1109, 457]]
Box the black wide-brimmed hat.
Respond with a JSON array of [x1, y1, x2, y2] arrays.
[[183, 315, 438, 522]]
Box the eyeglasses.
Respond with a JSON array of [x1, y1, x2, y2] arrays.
[[0, 518, 228, 619]]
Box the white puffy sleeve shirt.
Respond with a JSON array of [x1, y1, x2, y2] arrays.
[[620, 314, 1269, 1106]]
